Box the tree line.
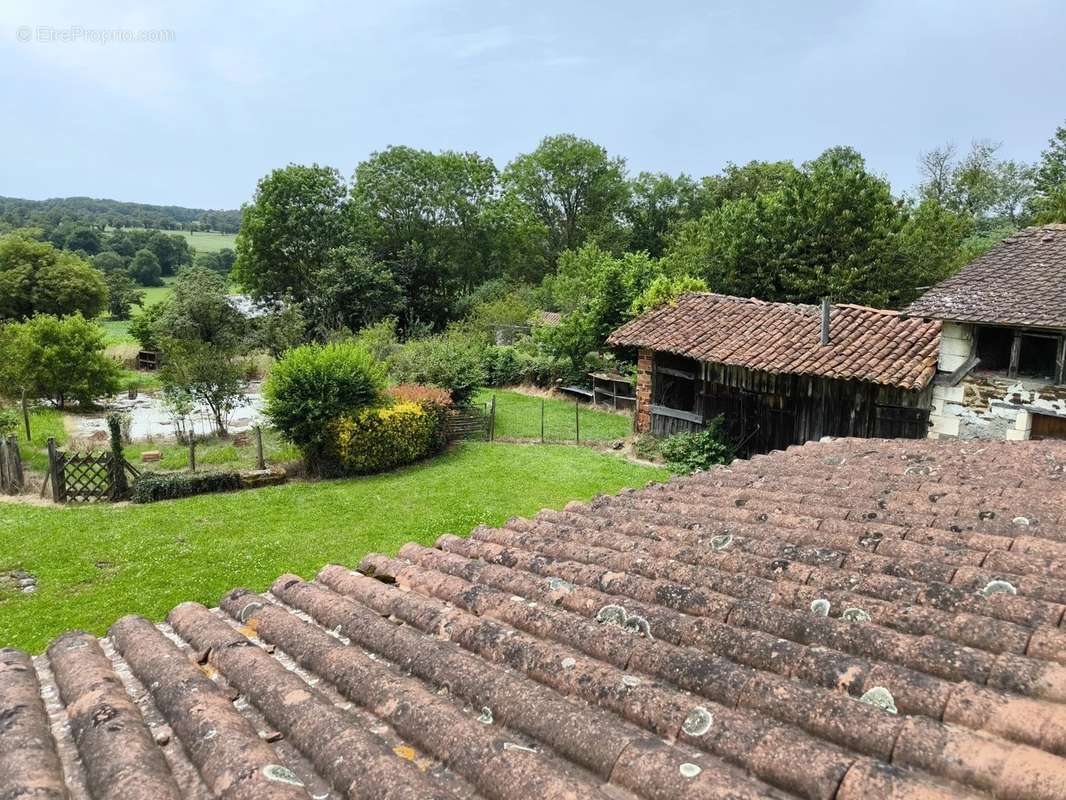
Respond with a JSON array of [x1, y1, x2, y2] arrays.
[[235, 123, 1066, 344], [0, 195, 241, 236]]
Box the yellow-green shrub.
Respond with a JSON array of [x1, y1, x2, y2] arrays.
[[329, 401, 440, 474]]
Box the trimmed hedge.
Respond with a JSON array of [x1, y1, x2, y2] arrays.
[[131, 470, 242, 503], [329, 401, 442, 475]]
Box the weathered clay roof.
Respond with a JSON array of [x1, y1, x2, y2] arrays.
[[607, 293, 942, 390], [4, 437, 1066, 799], [904, 224, 1066, 329]]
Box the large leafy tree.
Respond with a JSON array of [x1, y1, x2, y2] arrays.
[[0, 313, 121, 408], [104, 272, 144, 320], [128, 247, 163, 286], [0, 232, 108, 321], [918, 140, 1035, 227], [235, 164, 350, 303], [150, 266, 248, 435], [348, 146, 501, 327], [302, 245, 403, 336], [1032, 121, 1066, 223], [624, 172, 705, 258], [157, 265, 245, 348], [664, 147, 942, 308], [502, 134, 630, 263]]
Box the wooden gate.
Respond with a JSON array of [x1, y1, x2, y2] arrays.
[[0, 436, 23, 495], [46, 438, 140, 503]]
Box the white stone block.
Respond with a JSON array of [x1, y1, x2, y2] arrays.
[[929, 414, 960, 437]]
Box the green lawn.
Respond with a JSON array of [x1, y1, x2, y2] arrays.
[[475, 389, 633, 442], [0, 442, 666, 652]]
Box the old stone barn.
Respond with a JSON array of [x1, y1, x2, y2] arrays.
[[609, 293, 941, 455], [905, 223, 1066, 441]]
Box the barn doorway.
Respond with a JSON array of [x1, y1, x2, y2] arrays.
[[1031, 413, 1066, 441]]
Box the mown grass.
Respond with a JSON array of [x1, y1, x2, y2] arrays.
[[474, 388, 633, 442], [0, 442, 666, 652]]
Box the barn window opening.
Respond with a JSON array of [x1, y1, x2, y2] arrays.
[[1017, 334, 1059, 381], [653, 353, 699, 413], [976, 326, 1013, 372]]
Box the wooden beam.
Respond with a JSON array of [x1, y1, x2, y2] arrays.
[[1008, 331, 1022, 379]]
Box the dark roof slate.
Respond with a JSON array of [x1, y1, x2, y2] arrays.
[[904, 224, 1066, 329], [4, 438, 1066, 799], [607, 293, 942, 390]]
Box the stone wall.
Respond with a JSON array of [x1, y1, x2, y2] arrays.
[[929, 321, 1066, 440], [635, 348, 652, 433]]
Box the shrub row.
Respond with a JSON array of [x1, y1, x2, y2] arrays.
[[131, 470, 242, 503]]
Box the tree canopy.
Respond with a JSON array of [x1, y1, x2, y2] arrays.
[[0, 232, 108, 321]]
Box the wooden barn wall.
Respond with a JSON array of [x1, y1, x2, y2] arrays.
[[649, 358, 932, 455]]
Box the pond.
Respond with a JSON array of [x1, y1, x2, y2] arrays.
[[70, 388, 266, 443]]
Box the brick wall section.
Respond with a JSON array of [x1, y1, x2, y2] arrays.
[[635, 347, 652, 433]]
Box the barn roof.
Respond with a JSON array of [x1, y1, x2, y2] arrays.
[[608, 293, 942, 390], [904, 224, 1066, 329], [5, 438, 1066, 799]]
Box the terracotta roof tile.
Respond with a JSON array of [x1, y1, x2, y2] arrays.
[[607, 293, 942, 390], [905, 224, 1066, 328], [4, 438, 1066, 798]]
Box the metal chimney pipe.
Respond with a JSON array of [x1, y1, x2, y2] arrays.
[[820, 298, 830, 346]]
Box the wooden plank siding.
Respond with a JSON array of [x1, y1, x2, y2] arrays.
[[648, 355, 932, 456]]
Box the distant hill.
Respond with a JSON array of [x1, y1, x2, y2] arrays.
[[0, 195, 241, 234]]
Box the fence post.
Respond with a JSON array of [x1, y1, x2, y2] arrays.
[[489, 395, 496, 441], [0, 436, 17, 494], [21, 390, 30, 441], [47, 437, 62, 503], [255, 425, 266, 470], [541, 398, 545, 444], [188, 436, 197, 472], [575, 401, 580, 444]]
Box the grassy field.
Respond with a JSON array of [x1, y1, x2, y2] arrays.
[[116, 228, 237, 253], [101, 277, 175, 346], [0, 442, 666, 652], [475, 388, 633, 442]]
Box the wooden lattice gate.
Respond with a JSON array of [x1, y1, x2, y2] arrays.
[[46, 438, 139, 503]]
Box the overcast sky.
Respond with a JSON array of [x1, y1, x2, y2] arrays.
[[1, 0, 1063, 210]]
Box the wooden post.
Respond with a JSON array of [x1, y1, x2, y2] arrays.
[[188, 436, 197, 472], [575, 401, 580, 444], [489, 395, 496, 441], [254, 425, 265, 470], [540, 398, 545, 444], [47, 437, 62, 503], [21, 390, 30, 441]]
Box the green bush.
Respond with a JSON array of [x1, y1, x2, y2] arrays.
[[481, 345, 531, 386], [659, 417, 733, 474], [328, 401, 443, 475], [131, 470, 242, 503], [264, 341, 386, 471], [390, 333, 486, 405]]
